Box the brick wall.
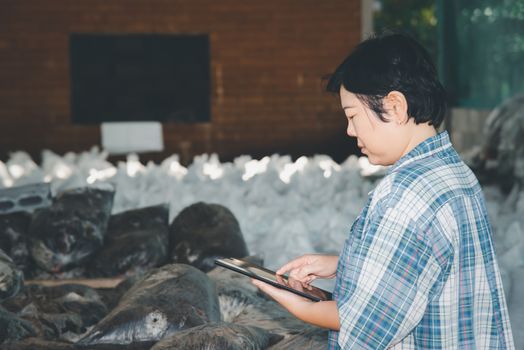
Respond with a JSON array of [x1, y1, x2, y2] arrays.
[[0, 0, 361, 165]]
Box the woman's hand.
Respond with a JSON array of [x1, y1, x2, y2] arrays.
[[276, 254, 338, 285], [251, 278, 312, 307], [251, 278, 340, 330]]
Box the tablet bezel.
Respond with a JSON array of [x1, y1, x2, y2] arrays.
[[214, 257, 332, 302]]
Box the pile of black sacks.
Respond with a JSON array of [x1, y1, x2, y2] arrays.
[[0, 187, 327, 349]]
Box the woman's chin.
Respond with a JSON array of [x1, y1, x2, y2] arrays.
[[366, 155, 387, 167], [366, 155, 377, 164]]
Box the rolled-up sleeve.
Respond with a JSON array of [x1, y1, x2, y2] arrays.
[[336, 206, 442, 349]]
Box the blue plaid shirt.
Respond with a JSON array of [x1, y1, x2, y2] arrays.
[[328, 131, 514, 349]]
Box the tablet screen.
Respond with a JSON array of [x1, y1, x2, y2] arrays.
[[215, 257, 332, 302]]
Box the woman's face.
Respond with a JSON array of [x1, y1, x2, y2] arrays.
[[339, 87, 410, 166]]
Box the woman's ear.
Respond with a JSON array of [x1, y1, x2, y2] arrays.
[[384, 91, 409, 124]]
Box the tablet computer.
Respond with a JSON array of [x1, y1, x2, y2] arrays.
[[215, 257, 332, 302]]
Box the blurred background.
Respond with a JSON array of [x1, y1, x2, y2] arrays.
[[0, 0, 524, 348], [0, 0, 522, 164]]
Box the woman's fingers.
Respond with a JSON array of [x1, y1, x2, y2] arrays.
[[276, 254, 337, 281], [289, 264, 317, 281], [276, 256, 309, 275], [252, 279, 277, 297], [251, 279, 309, 303], [287, 278, 305, 291]]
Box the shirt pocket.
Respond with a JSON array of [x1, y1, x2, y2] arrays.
[[338, 213, 367, 285], [351, 214, 365, 238]]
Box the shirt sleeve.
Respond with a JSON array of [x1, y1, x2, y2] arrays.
[[336, 205, 443, 349]]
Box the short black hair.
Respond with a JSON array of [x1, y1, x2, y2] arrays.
[[326, 32, 447, 127]]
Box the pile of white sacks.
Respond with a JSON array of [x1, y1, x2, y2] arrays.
[[1, 148, 523, 347]]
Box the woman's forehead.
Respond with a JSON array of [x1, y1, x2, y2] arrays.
[[340, 89, 362, 108]]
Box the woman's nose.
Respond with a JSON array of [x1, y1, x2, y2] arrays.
[[346, 121, 356, 137]]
